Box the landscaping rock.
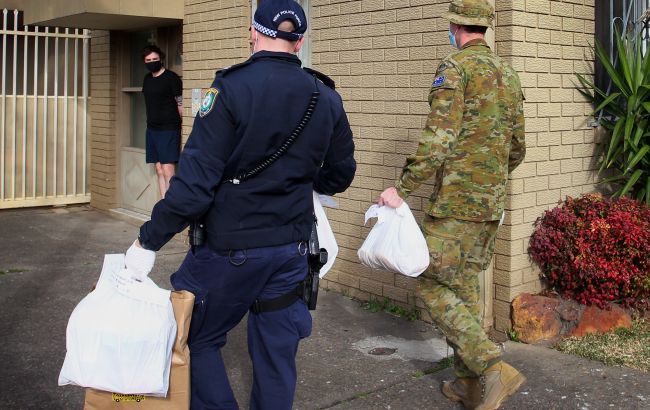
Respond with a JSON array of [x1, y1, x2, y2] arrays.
[[511, 293, 562, 343], [556, 298, 582, 322], [570, 304, 633, 337]]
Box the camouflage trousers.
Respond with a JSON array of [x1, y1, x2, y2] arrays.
[[417, 215, 501, 377]]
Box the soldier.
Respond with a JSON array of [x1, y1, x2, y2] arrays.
[[378, 0, 526, 409]]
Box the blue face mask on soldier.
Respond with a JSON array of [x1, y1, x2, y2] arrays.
[[448, 27, 459, 49]]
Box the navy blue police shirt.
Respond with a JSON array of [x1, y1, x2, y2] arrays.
[[138, 51, 356, 251]]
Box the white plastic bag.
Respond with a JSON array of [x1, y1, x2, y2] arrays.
[[357, 203, 430, 277], [58, 254, 177, 397], [313, 191, 338, 278]]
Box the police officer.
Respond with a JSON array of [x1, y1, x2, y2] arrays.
[[379, 1, 526, 409], [124, 1, 356, 408]]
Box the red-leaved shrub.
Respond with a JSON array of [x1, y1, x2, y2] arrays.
[[528, 193, 650, 310]]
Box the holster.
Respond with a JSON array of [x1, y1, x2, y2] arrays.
[[188, 220, 205, 247], [304, 220, 327, 310]]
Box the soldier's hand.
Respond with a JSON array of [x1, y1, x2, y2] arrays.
[[378, 187, 404, 208]]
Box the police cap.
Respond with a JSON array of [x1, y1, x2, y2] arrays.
[[253, 0, 307, 42], [445, 0, 495, 28]]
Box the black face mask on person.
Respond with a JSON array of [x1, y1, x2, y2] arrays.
[[145, 61, 163, 73]]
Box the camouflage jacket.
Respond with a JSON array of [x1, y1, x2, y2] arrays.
[[395, 39, 525, 221]]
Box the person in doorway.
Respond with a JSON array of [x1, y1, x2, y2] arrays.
[[142, 44, 183, 198], [125, 1, 356, 409], [378, 1, 527, 409]]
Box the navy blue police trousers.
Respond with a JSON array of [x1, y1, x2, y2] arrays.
[[170, 242, 312, 410]]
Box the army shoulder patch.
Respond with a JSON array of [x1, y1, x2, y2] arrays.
[[432, 75, 446, 88], [199, 88, 219, 118]]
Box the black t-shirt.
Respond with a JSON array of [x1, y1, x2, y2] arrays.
[[142, 69, 182, 131]]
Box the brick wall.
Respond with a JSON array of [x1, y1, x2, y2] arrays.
[[179, 0, 598, 331], [89, 30, 118, 210], [311, 0, 451, 314], [182, 0, 251, 139], [492, 0, 596, 331]]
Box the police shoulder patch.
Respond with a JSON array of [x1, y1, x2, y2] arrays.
[[432, 75, 446, 88], [199, 88, 219, 118]]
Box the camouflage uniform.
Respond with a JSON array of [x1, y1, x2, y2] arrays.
[[394, 0, 526, 379]]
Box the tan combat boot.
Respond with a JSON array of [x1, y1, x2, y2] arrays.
[[441, 377, 481, 409], [475, 361, 526, 410]]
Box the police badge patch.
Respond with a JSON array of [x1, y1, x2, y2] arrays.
[[432, 75, 446, 88], [199, 88, 219, 118]]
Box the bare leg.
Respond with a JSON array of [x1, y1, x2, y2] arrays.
[[159, 163, 175, 198], [155, 162, 166, 199]]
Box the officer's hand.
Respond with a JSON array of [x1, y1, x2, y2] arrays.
[[378, 187, 404, 208], [125, 239, 156, 281]]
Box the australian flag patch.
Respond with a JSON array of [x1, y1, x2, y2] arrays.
[[432, 75, 446, 88]]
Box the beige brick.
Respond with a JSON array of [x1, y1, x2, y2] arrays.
[[525, 28, 550, 44], [523, 204, 552, 223], [383, 284, 409, 303], [550, 2, 573, 17], [548, 173, 573, 189], [550, 145, 573, 160], [526, 0, 550, 14], [524, 88, 550, 103], [394, 274, 417, 292], [499, 10, 538, 27], [549, 117, 574, 132], [509, 179, 524, 195], [494, 237, 524, 257], [537, 131, 562, 146], [526, 147, 550, 162], [536, 188, 562, 205], [550, 59, 575, 74], [508, 192, 537, 209], [494, 267, 524, 287], [537, 102, 561, 117], [510, 162, 537, 179], [524, 176, 549, 192], [495, 281, 540, 302], [572, 171, 596, 185], [561, 158, 583, 173], [526, 117, 550, 132]]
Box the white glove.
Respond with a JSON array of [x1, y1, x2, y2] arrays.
[[125, 239, 156, 281]]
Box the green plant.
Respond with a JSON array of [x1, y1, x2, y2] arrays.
[[577, 27, 650, 204], [555, 319, 650, 371], [506, 328, 520, 342], [0, 268, 25, 275], [363, 297, 421, 321]]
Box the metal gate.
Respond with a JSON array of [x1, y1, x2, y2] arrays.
[[0, 9, 90, 209]]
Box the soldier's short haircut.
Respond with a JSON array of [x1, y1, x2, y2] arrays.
[[464, 25, 488, 34], [142, 44, 165, 61]]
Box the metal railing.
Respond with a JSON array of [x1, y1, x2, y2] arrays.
[[0, 9, 90, 208]]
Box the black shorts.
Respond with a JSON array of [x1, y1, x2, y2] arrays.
[[146, 128, 180, 164]]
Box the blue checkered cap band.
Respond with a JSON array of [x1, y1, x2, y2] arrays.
[[253, 20, 277, 38], [253, 19, 304, 41]]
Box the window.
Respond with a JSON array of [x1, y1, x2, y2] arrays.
[[594, 1, 650, 90], [251, 0, 311, 67]]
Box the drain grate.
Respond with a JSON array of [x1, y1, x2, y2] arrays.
[[368, 347, 397, 356]]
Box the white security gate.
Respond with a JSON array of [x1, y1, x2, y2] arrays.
[[0, 9, 90, 209]]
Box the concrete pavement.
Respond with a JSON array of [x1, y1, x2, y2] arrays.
[[0, 205, 648, 409]]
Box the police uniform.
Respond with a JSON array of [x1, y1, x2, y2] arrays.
[[137, 2, 356, 408], [392, 0, 526, 407]]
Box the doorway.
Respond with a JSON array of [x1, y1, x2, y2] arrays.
[[117, 25, 182, 216]]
